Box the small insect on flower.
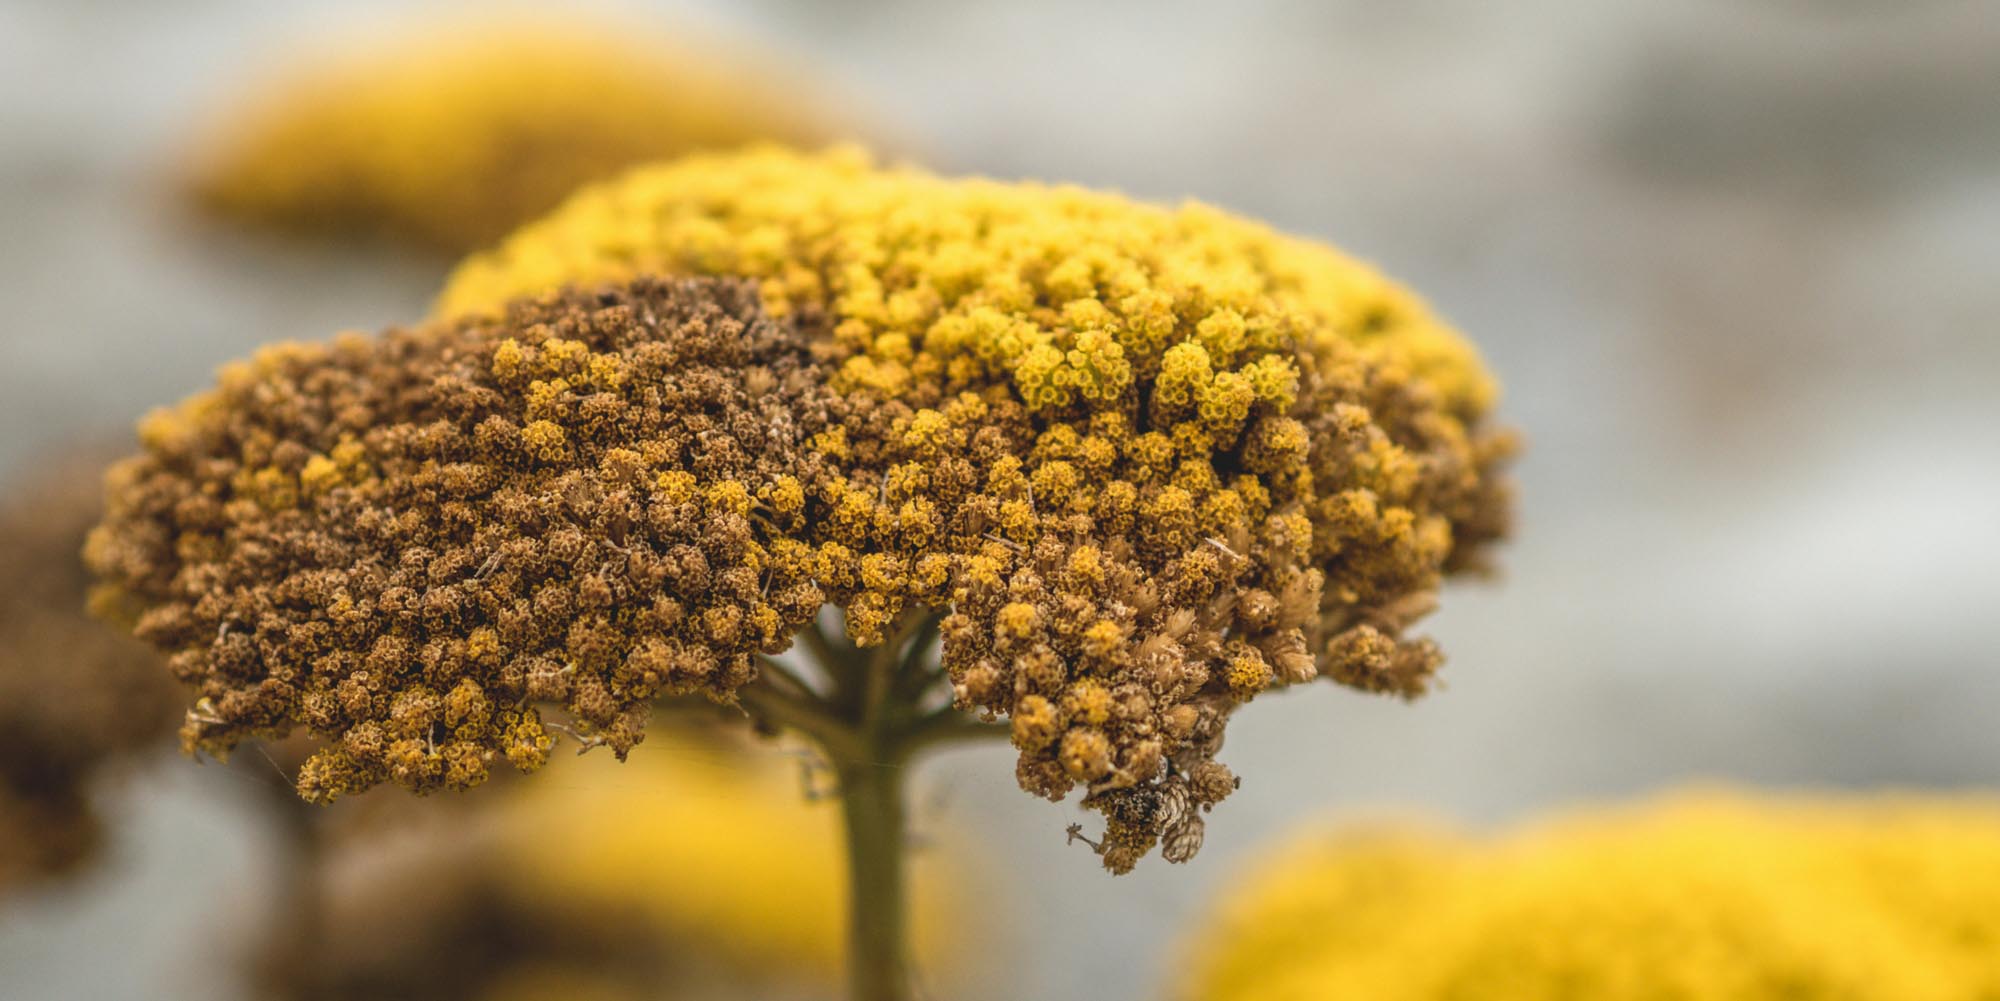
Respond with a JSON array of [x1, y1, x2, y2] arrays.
[[1154, 778, 1204, 865]]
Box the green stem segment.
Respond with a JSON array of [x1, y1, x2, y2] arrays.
[[838, 757, 911, 1001], [749, 613, 1007, 1001]]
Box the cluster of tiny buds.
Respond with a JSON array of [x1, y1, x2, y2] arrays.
[[89, 268, 1510, 871]]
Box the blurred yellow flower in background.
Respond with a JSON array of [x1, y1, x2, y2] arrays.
[[271, 727, 968, 1000], [494, 729, 963, 982], [185, 20, 848, 254], [1181, 790, 2000, 1001]]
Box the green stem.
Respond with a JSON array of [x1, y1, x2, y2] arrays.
[[739, 678, 862, 761], [837, 757, 911, 1001], [738, 611, 1009, 1001]]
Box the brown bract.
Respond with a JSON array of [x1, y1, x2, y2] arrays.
[[0, 462, 180, 890], [89, 274, 1512, 869]]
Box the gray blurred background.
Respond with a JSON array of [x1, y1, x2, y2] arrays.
[[3, 1, 1997, 999]]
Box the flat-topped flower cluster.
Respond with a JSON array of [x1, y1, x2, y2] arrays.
[[90, 149, 1513, 870]]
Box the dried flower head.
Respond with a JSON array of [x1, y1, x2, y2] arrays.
[[0, 461, 180, 890], [442, 147, 1515, 868], [93, 149, 1514, 871], [186, 22, 842, 253], [1180, 791, 2000, 1001], [88, 279, 831, 802]]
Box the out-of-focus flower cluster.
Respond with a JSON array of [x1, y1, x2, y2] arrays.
[[187, 23, 840, 253], [0, 463, 179, 890], [1181, 791, 2000, 1001], [90, 148, 1513, 870], [263, 732, 958, 1001]]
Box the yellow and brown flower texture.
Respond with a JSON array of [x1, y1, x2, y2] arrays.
[[1181, 791, 2000, 1001], [186, 23, 842, 253], [0, 462, 179, 891], [89, 149, 1514, 871]]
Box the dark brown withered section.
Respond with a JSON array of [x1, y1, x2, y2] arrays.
[[88, 278, 840, 802]]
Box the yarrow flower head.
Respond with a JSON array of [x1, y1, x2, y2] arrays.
[[0, 462, 179, 890], [1179, 791, 2000, 1001], [91, 148, 1515, 873], [185, 21, 842, 253]]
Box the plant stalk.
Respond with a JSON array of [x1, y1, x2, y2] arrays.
[[754, 612, 1007, 1001], [837, 756, 912, 1001]]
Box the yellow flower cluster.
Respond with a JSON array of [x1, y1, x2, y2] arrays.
[[94, 149, 1513, 869], [187, 23, 841, 253], [439, 147, 1495, 419], [1181, 791, 2000, 1001], [437, 148, 1513, 868]]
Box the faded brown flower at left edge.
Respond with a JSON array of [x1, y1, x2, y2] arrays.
[[0, 459, 181, 891], [86, 278, 845, 804]]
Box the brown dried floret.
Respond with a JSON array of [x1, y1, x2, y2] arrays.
[[87, 278, 840, 803], [0, 461, 180, 890]]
